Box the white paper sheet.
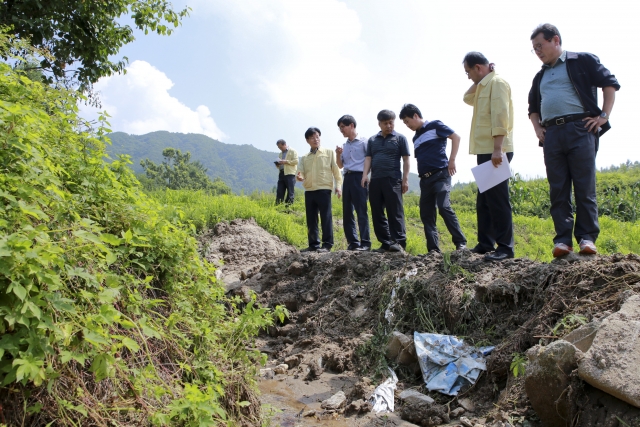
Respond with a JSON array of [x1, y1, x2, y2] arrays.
[[471, 153, 512, 193]]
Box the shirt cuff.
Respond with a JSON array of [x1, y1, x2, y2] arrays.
[[491, 127, 508, 137]]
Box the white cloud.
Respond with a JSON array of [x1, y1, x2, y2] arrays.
[[91, 60, 226, 140]]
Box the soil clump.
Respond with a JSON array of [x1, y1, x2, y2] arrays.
[[200, 220, 640, 426]]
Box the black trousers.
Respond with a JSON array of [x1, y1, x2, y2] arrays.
[[276, 171, 295, 204], [305, 189, 333, 249], [369, 177, 406, 248], [543, 121, 599, 245], [476, 152, 514, 256], [342, 172, 371, 248], [419, 169, 466, 252]]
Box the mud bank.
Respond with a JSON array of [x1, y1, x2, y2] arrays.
[[200, 219, 640, 427]]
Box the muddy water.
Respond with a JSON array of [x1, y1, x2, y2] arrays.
[[258, 374, 352, 427]]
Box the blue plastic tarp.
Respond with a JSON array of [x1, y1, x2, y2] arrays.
[[414, 332, 494, 396]]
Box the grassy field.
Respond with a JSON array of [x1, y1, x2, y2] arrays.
[[151, 175, 640, 263]]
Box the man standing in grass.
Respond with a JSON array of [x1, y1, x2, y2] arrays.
[[400, 104, 466, 253], [528, 23, 620, 257], [362, 110, 410, 253], [297, 127, 342, 253], [463, 52, 515, 262], [336, 115, 371, 251], [275, 139, 298, 205]]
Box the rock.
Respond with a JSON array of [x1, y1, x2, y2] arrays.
[[460, 416, 474, 427], [303, 292, 316, 302], [578, 295, 640, 408], [451, 407, 465, 418], [283, 297, 298, 312], [278, 323, 299, 339], [259, 368, 274, 379], [303, 410, 316, 417], [346, 399, 371, 414], [284, 355, 301, 369], [563, 321, 600, 353], [386, 331, 418, 366], [321, 391, 346, 410], [398, 389, 435, 406], [287, 261, 305, 276], [458, 397, 475, 412], [273, 364, 288, 374], [524, 339, 580, 427]]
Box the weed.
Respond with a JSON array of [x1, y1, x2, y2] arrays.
[[510, 353, 527, 378], [552, 314, 588, 336]]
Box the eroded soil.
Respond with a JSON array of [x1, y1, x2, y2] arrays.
[[199, 219, 640, 427]]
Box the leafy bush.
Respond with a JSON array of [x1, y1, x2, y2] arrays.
[[0, 33, 279, 426]]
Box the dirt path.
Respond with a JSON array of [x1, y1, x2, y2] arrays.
[[199, 219, 640, 427]]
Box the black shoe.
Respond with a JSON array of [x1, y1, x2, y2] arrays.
[[347, 243, 361, 251], [483, 252, 514, 262], [470, 245, 493, 254], [374, 245, 389, 253], [388, 243, 403, 252], [316, 248, 329, 253], [301, 247, 320, 253], [355, 246, 370, 252], [455, 244, 467, 250], [321, 245, 332, 252]]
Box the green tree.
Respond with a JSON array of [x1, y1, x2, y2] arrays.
[[0, 0, 189, 91], [141, 147, 232, 194]]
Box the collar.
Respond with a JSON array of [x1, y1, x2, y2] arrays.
[[543, 50, 567, 68], [310, 147, 319, 154], [478, 71, 495, 86], [376, 130, 397, 138], [346, 134, 361, 143]]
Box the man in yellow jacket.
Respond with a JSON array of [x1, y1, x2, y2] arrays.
[[463, 51, 515, 261], [297, 127, 343, 252], [275, 139, 298, 205]]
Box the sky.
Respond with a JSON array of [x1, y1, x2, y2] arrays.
[[82, 0, 640, 185]]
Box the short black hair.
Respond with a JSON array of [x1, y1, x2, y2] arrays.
[[463, 51, 489, 68], [531, 23, 562, 45], [337, 115, 357, 128], [377, 110, 396, 121], [276, 139, 286, 146], [304, 127, 321, 140], [399, 104, 422, 120]]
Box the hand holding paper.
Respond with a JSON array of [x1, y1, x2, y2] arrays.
[[471, 153, 512, 193]]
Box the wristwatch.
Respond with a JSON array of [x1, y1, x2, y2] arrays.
[[600, 112, 608, 119]]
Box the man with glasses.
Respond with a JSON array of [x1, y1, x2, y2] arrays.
[[463, 52, 515, 261], [528, 23, 620, 257]]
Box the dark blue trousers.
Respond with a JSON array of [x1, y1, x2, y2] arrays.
[[369, 177, 406, 248], [543, 121, 599, 245], [419, 170, 466, 252], [276, 171, 296, 204], [476, 152, 514, 256], [305, 189, 333, 249], [342, 172, 370, 248]]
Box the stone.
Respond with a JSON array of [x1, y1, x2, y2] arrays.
[[259, 368, 274, 379], [346, 399, 371, 414], [398, 389, 435, 405], [386, 331, 417, 366], [460, 417, 474, 427], [563, 321, 601, 353], [458, 397, 475, 412], [524, 339, 581, 427], [578, 295, 640, 408], [273, 364, 288, 374], [321, 391, 347, 410], [287, 261, 305, 276], [284, 355, 301, 369], [451, 407, 466, 418]]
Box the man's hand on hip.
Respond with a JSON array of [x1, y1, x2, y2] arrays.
[[448, 159, 457, 176], [583, 116, 606, 134]]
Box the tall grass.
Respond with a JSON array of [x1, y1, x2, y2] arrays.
[[150, 188, 640, 263]]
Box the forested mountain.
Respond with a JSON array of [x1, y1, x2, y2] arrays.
[[107, 131, 423, 194]]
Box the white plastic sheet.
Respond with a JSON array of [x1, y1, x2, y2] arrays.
[[369, 368, 398, 413], [414, 332, 494, 396]]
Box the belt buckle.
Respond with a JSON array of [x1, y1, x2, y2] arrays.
[[555, 117, 565, 126]]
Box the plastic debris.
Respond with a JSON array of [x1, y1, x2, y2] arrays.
[[384, 268, 418, 322], [414, 332, 494, 396], [369, 368, 398, 413]]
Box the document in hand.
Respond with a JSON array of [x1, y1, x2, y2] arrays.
[[471, 153, 512, 193]]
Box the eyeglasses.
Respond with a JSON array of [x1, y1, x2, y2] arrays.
[[531, 43, 543, 54]]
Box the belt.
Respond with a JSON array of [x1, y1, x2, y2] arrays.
[[419, 167, 445, 179], [344, 170, 363, 174], [542, 112, 590, 128]]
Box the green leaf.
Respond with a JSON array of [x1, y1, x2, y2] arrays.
[[120, 337, 140, 353], [11, 283, 27, 301], [100, 233, 123, 246]]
